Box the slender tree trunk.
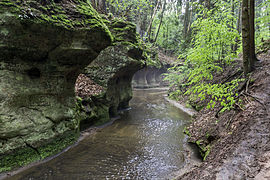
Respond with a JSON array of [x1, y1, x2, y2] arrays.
[[154, 0, 167, 44], [183, 0, 190, 38], [249, 0, 256, 68], [231, 0, 235, 52], [242, 0, 252, 74], [136, 14, 142, 36], [187, 0, 194, 35], [146, 0, 160, 41], [233, 1, 241, 52], [100, 0, 107, 14], [166, 23, 169, 54], [91, 0, 97, 10], [205, 0, 211, 10]]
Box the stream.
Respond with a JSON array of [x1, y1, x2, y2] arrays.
[[6, 89, 192, 180]]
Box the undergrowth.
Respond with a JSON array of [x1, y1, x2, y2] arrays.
[[164, 2, 245, 112]]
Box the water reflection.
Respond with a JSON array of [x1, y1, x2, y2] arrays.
[[7, 89, 191, 180]]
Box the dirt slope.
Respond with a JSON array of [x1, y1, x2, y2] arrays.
[[177, 51, 270, 179]]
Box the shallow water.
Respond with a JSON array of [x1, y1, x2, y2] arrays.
[[7, 89, 191, 180]]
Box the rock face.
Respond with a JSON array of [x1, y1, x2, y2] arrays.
[[0, 0, 112, 171], [75, 20, 145, 129], [132, 66, 168, 88], [132, 52, 175, 88]]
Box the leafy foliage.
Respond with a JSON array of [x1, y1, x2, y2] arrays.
[[165, 1, 244, 111], [106, 0, 152, 19], [153, 11, 183, 51], [102, 0, 267, 111], [255, 0, 270, 46]]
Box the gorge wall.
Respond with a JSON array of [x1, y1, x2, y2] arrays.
[[0, 0, 149, 172], [0, 0, 113, 171], [132, 66, 169, 88], [132, 52, 175, 88], [75, 19, 145, 129]]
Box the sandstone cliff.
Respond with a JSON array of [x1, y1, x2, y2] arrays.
[[0, 0, 112, 171], [75, 19, 145, 129]]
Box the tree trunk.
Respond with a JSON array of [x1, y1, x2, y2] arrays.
[[136, 14, 142, 36], [242, 0, 252, 74], [233, 1, 241, 52], [100, 0, 107, 14], [205, 0, 211, 10], [146, 0, 160, 41], [154, 0, 167, 44], [183, 0, 190, 38], [249, 0, 256, 68], [231, 0, 235, 52], [187, 0, 194, 35]]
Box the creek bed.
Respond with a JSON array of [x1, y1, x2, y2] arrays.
[[6, 89, 191, 180]]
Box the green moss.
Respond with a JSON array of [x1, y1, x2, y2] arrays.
[[0, 0, 113, 42], [183, 127, 191, 137], [195, 140, 211, 161], [75, 2, 113, 41], [203, 145, 211, 161], [93, 105, 110, 126], [104, 18, 138, 46], [38, 131, 79, 159], [0, 147, 40, 173], [0, 131, 78, 173], [75, 95, 110, 128]]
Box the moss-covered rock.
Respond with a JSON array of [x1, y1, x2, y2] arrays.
[[76, 19, 145, 126], [184, 127, 215, 161], [0, 131, 78, 172], [0, 0, 112, 172]]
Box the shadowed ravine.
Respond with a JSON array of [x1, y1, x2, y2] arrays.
[[6, 89, 191, 180]]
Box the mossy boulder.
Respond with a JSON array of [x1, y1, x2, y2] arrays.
[[0, 0, 112, 171]]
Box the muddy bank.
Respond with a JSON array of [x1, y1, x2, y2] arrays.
[[176, 52, 270, 179]]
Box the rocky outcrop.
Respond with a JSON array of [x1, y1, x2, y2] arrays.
[[75, 19, 145, 129], [0, 0, 112, 171]]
